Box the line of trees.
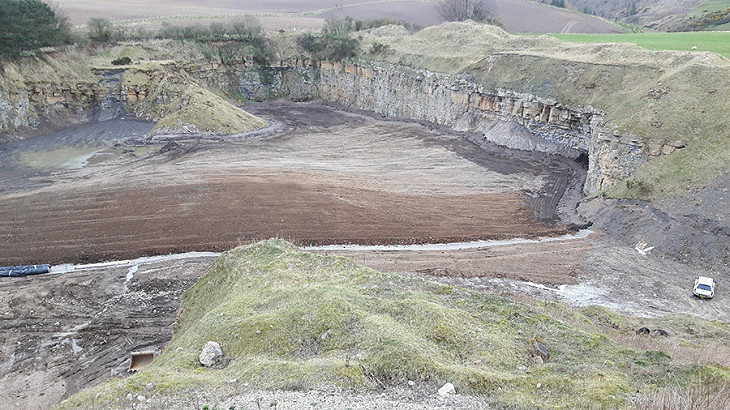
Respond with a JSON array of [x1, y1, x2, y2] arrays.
[[0, 0, 72, 58]]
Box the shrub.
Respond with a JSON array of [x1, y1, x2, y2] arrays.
[[111, 56, 132, 65], [369, 42, 391, 55], [353, 17, 422, 33], [88, 18, 115, 42], [297, 32, 360, 61]]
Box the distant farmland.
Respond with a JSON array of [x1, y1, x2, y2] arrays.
[[549, 31, 730, 58], [57, 0, 620, 34]]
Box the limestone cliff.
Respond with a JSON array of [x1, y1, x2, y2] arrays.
[[0, 47, 689, 195], [230, 60, 660, 194]]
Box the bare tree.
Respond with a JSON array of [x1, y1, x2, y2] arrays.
[[438, 0, 495, 22]]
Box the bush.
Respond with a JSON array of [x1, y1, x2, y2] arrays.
[[369, 42, 391, 55], [297, 32, 360, 61], [88, 18, 114, 42], [111, 56, 132, 65], [353, 17, 422, 33], [0, 0, 72, 58]]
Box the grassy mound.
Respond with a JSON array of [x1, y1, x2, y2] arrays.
[[145, 84, 268, 136], [61, 240, 730, 408]]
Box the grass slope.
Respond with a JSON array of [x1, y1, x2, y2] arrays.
[[61, 240, 730, 409]]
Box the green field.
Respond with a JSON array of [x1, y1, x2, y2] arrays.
[[549, 32, 730, 58]]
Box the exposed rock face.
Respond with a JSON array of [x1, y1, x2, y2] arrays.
[[1, 55, 670, 194], [233, 60, 660, 194]]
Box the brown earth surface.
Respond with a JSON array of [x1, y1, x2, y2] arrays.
[[0, 101, 582, 408], [0, 102, 577, 266]]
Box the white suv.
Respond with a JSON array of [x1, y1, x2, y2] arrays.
[[693, 276, 716, 299]]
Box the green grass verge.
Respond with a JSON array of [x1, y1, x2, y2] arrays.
[[548, 32, 730, 59], [60, 240, 730, 409]]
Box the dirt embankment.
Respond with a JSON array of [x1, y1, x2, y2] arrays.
[[0, 256, 216, 409]]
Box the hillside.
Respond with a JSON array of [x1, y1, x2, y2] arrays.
[[59, 240, 730, 409], [355, 22, 730, 202]]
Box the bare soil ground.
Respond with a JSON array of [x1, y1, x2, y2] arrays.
[[0, 255, 216, 410], [0, 101, 578, 408], [0, 102, 574, 266], [57, 0, 621, 33]]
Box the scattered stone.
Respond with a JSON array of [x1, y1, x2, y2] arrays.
[[536, 383, 542, 389], [636, 327, 650, 336], [408, 380, 416, 387], [647, 140, 663, 156], [473, 359, 482, 365], [635, 242, 654, 256], [199, 341, 223, 367], [438, 382, 456, 396], [651, 329, 669, 337], [529, 335, 550, 363], [667, 140, 686, 149], [136, 395, 145, 402], [533, 356, 544, 365], [145, 383, 154, 391], [126, 393, 134, 401]]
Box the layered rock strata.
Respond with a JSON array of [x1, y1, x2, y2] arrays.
[[2, 58, 667, 194]]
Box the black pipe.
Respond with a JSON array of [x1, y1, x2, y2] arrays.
[[0, 264, 52, 277]]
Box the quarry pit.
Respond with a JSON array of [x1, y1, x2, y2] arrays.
[[1, 100, 727, 409]]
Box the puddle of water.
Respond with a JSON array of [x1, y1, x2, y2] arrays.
[[19, 146, 99, 169], [71, 339, 83, 354], [49, 251, 222, 275], [123, 265, 139, 293], [53, 321, 91, 338], [60, 337, 84, 354]]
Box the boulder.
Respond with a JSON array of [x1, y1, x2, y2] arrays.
[[636, 327, 650, 336], [651, 329, 669, 337], [199, 341, 223, 367], [438, 382, 456, 396]]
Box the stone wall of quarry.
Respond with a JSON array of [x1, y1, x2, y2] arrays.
[[0, 69, 141, 137], [229, 60, 674, 195], [1, 58, 683, 194]]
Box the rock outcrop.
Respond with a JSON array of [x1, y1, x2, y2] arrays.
[[1, 52, 672, 194], [232, 60, 660, 194]]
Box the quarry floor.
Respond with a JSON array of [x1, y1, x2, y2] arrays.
[[0, 102, 727, 409]]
